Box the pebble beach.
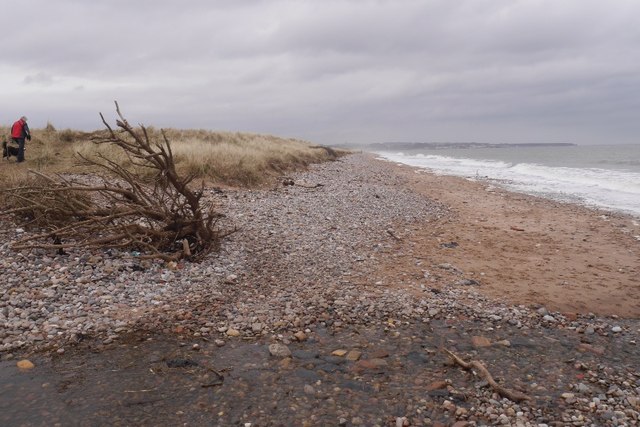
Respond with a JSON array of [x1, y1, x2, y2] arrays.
[[1, 153, 639, 426]]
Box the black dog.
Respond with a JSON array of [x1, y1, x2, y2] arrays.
[[2, 141, 19, 159]]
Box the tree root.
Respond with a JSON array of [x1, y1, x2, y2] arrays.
[[443, 348, 531, 403], [2, 101, 227, 261]]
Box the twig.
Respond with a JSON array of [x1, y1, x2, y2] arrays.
[[201, 367, 224, 388], [443, 348, 531, 402], [296, 183, 324, 189], [386, 229, 401, 241], [124, 388, 158, 393]]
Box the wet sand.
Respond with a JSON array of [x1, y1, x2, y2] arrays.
[[376, 156, 640, 318]]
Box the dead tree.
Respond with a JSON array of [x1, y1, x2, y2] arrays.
[[1, 102, 227, 261]]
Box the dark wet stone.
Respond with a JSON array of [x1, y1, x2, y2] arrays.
[[320, 355, 346, 365], [406, 351, 430, 364], [293, 368, 321, 382], [146, 352, 163, 363], [427, 389, 450, 397], [340, 380, 373, 392], [451, 342, 474, 352], [292, 350, 320, 360], [317, 363, 344, 373], [559, 339, 575, 348], [601, 411, 615, 420], [166, 359, 198, 368], [440, 242, 458, 249], [508, 338, 538, 348], [455, 279, 479, 286]]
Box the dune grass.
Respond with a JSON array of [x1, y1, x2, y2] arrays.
[[0, 124, 347, 188]]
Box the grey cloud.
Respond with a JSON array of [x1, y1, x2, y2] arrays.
[[1, 0, 640, 144], [24, 72, 54, 86]]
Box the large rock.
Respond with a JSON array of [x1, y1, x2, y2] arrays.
[[471, 336, 491, 348], [16, 359, 34, 371], [268, 343, 291, 358]]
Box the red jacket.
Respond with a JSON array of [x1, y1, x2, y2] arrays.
[[11, 119, 29, 139]]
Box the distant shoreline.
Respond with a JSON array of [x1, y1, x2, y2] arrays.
[[351, 142, 577, 151]]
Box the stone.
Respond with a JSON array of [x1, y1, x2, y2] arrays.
[[471, 336, 491, 348], [345, 350, 362, 361], [279, 357, 292, 369], [369, 349, 390, 358], [426, 380, 448, 391], [353, 358, 387, 373], [294, 331, 307, 341], [331, 349, 348, 357], [455, 279, 479, 286], [575, 383, 590, 393], [269, 343, 291, 358], [226, 328, 241, 337], [17, 359, 34, 370], [611, 326, 622, 333], [577, 343, 605, 355]]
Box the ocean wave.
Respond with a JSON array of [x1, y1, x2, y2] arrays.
[[377, 151, 640, 216]]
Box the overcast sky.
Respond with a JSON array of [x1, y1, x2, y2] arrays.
[[2, 0, 640, 145]]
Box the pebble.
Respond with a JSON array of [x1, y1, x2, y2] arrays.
[[268, 343, 291, 358], [293, 331, 307, 342], [16, 359, 34, 370]]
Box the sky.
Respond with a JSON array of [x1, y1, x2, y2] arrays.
[[2, 0, 640, 145]]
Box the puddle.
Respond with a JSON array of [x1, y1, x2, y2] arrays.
[[1, 321, 638, 426]]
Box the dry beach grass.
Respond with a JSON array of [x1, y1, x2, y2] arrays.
[[0, 124, 340, 187]]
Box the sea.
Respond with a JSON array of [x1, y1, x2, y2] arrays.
[[374, 144, 640, 218]]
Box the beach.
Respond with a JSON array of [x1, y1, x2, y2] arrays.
[[376, 157, 640, 318], [1, 152, 639, 425]]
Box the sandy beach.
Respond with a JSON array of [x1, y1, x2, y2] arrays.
[[375, 156, 640, 318]]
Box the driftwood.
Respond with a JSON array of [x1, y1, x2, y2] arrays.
[[2, 101, 229, 261], [279, 177, 324, 190], [443, 348, 531, 403], [386, 229, 401, 241]]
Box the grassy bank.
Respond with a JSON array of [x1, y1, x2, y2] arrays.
[[1, 124, 346, 187]]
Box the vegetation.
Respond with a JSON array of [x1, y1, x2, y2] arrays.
[[0, 122, 345, 187], [0, 105, 346, 260]]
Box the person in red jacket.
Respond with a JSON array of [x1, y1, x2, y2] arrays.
[[11, 116, 31, 163]]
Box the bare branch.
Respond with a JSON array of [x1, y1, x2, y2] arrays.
[[1, 101, 229, 261]]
